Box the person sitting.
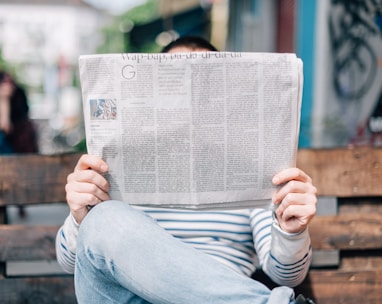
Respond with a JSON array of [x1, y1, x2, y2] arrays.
[[56, 36, 317, 304]]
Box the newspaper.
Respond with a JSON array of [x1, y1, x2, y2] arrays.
[[78, 52, 303, 210]]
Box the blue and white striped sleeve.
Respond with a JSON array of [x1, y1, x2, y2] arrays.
[[55, 213, 79, 274], [250, 209, 312, 287]]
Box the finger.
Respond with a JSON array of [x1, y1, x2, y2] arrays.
[[272, 168, 312, 185], [66, 179, 110, 203], [74, 154, 108, 173], [275, 192, 317, 217], [273, 180, 317, 204], [67, 170, 110, 193], [66, 191, 99, 211], [281, 204, 316, 221], [277, 204, 316, 233], [65, 190, 103, 224]]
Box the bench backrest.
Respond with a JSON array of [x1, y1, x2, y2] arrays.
[[0, 153, 80, 303], [293, 147, 382, 303], [1, 148, 382, 303]]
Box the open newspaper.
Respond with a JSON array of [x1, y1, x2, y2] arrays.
[[78, 52, 303, 210]]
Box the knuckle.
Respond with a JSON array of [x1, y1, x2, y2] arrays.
[[312, 185, 318, 195], [89, 183, 99, 193], [288, 180, 298, 190], [67, 172, 74, 183], [83, 193, 95, 205]]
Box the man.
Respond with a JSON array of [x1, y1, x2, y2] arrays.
[[56, 36, 317, 304]]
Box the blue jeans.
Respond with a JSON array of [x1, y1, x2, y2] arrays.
[[75, 200, 295, 304]]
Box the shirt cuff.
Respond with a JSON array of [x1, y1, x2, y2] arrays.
[[63, 213, 80, 253], [271, 218, 311, 264]]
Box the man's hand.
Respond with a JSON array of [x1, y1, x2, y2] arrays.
[[66, 154, 111, 224], [272, 168, 317, 234]]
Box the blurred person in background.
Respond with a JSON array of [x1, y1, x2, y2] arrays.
[[0, 70, 38, 218], [0, 71, 38, 154], [0, 71, 13, 153]]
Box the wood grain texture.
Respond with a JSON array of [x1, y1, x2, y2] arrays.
[[308, 213, 382, 250], [295, 269, 382, 304], [1, 149, 382, 303], [0, 153, 81, 206], [297, 147, 382, 197], [0, 225, 59, 261], [0, 276, 76, 304]]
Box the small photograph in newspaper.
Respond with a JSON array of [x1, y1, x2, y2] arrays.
[[89, 99, 117, 121]]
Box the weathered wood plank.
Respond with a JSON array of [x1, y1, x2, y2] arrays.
[[295, 269, 382, 304], [340, 253, 382, 270], [254, 260, 382, 304], [297, 147, 382, 197], [0, 153, 81, 206], [0, 276, 76, 304], [0, 225, 59, 261], [309, 213, 382, 250], [0, 214, 380, 261]]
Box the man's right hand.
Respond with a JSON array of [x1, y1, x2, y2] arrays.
[[66, 154, 111, 224]]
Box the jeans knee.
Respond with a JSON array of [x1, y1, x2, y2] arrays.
[[77, 200, 155, 254]]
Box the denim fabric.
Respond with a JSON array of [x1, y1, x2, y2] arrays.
[[0, 131, 13, 154], [75, 200, 295, 304]]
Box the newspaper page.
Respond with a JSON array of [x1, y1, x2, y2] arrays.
[[78, 52, 303, 210]]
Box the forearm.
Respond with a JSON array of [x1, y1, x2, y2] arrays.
[[55, 213, 80, 274]]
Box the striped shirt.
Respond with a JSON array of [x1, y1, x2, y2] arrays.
[[56, 207, 312, 287]]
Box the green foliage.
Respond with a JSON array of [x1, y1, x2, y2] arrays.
[[0, 49, 16, 76], [124, 0, 159, 24], [74, 138, 88, 153], [97, 24, 126, 54], [97, 0, 161, 54]]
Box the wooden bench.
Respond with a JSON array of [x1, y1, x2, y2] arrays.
[[0, 153, 81, 303], [1, 147, 382, 303], [296, 147, 382, 303], [255, 146, 382, 303]]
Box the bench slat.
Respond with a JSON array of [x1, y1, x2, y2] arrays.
[[0, 225, 58, 261], [0, 153, 80, 206], [0, 276, 76, 304], [295, 269, 382, 304], [297, 147, 382, 197], [309, 213, 382, 250]]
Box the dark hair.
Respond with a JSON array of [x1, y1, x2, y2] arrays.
[[0, 71, 14, 85], [161, 36, 218, 53]]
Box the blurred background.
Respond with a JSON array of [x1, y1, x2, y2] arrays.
[[0, 0, 382, 155]]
